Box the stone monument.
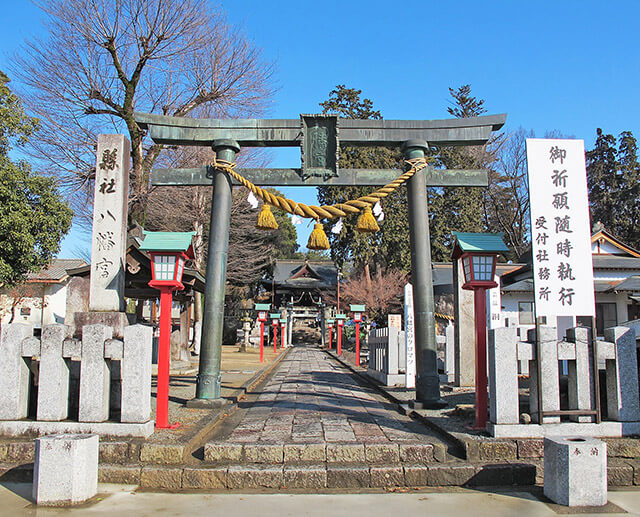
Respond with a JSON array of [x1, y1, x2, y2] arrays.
[[74, 134, 131, 338]]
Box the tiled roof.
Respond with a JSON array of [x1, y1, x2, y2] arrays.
[[611, 276, 640, 292], [501, 278, 625, 294], [592, 255, 640, 269], [272, 260, 338, 286], [27, 259, 87, 282]]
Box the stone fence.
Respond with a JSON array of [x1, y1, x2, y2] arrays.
[[0, 322, 153, 437], [367, 327, 406, 386], [367, 325, 455, 387], [488, 325, 640, 438]]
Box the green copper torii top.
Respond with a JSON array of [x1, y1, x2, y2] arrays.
[[134, 112, 506, 147], [134, 112, 507, 188]]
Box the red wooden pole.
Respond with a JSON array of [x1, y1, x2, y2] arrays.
[[328, 326, 333, 349], [259, 321, 265, 363], [355, 322, 360, 366], [156, 288, 172, 429], [273, 323, 278, 353], [474, 288, 488, 429], [337, 324, 342, 355], [281, 324, 285, 348]]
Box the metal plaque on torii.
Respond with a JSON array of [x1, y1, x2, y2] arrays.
[[300, 114, 339, 180]]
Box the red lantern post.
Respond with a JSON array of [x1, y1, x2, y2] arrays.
[[141, 231, 195, 430], [255, 304, 271, 363], [350, 305, 365, 367], [336, 314, 346, 356], [270, 313, 281, 353], [451, 232, 507, 430]]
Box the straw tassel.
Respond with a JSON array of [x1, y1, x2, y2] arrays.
[[356, 206, 380, 233], [256, 203, 278, 230], [307, 222, 330, 250]]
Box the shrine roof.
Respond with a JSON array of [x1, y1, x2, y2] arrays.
[[500, 278, 628, 294], [592, 255, 640, 270], [500, 279, 534, 293], [271, 260, 338, 288], [611, 276, 640, 292], [26, 259, 87, 283], [592, 227, 640, 257]]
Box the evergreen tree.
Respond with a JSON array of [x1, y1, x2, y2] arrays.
[[317, 85, 408, 273], [587, 128, 640, 248], [428, 85, 492, 261], [0, 72, 72, 287]]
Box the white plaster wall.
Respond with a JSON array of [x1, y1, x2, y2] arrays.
[[0, 288, 44, 327], [592, 240, 625, 255], [1, 282, 68, 328], [43, 283, 67, 325], [501, 293, 534, 327]]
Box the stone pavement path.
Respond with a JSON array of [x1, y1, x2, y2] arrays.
[[228, 346, 433, 444]]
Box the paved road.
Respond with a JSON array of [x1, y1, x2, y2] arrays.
[[3, 483, 640, 516], [217, 346, 439, 446]]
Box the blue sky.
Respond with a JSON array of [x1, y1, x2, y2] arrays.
[[2, 0, 639, 257]]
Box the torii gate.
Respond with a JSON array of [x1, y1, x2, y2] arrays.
[[135, 112, 506, 409]]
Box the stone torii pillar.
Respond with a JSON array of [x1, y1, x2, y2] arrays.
[[135, 112, 506, 408]]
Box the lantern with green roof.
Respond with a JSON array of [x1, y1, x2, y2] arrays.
[[140, 231, 195, 291]]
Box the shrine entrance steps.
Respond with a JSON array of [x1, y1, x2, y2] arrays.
[[291, 323, 320, 346]]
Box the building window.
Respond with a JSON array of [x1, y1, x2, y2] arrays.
[[576, 316, 592, 328], [518, 301, 534, 325], [596, 302, 617, 336], [628, 304, 640, 322]]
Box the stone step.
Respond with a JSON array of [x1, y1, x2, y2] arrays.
[[1, 459, 636, 490], [203, 442, 437, 464], [98, 461, 540, 489]]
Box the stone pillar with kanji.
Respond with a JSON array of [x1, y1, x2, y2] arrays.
[[74, 134, 131, 338]]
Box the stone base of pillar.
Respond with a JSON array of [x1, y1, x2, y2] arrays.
[[0, 420, 154, 437], [73, 312, 133, 340], [186, 398, 230, 409], [409, 398, 448, 410]]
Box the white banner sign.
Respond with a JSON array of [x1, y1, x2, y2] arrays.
[[526, 138, 595, 317], [404, 283, 416, 389], [487, 275, 503, 329]]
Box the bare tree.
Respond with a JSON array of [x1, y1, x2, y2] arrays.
[[330, 268, 407, 325], [148, 187, 276, 284], [13, 0, 274, 224], [482, 128, 532, 259]]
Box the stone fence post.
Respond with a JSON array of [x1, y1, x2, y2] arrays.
[[605, 326, 640, 422], [0, 323, 34, 419], [488, 326, 519, 425], [37, 325, 71, 421]]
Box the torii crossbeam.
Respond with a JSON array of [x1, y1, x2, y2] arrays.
[[136, 112, 506, 409]]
